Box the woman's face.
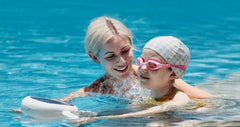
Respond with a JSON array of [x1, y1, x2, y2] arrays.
[[138, 49, 173, 89], [97, 35, 134, 79]]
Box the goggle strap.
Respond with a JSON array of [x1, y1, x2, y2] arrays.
[[169, 65, 186, 71]]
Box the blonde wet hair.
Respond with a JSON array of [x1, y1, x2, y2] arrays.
[[85, 16, 133, 56]]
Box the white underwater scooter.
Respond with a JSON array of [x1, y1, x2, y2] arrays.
[[21, 96, 80, 122]]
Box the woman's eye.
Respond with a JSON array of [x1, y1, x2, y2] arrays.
[[105, 54, 115, 59], [122, 48, 130, 54]]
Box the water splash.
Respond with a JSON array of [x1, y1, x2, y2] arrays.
[[85, 71, 151, 104], [104, 71, 151, 103]]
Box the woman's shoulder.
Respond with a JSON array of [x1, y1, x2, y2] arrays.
[[84, 77, 102, 92]]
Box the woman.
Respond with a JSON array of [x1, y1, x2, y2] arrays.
[[59, 16, 212, 103]]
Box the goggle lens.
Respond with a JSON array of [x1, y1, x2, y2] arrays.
[[147, 61, 158, 69], [136, 57, 161, 71]]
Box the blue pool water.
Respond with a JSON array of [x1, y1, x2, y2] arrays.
[[1, 0, 240, 126]]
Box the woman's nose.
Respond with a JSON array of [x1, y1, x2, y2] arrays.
[[117, 56, 125, 64]]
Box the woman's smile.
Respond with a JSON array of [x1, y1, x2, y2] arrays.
[[114, 65, 128, 73]]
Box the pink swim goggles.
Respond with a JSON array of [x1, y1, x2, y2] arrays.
[[136, 57, 186, 71]]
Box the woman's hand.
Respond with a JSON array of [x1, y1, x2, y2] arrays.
[[59, 96, 71, 103], [59, 88, 85, 103], [9, 107, 22, 114]]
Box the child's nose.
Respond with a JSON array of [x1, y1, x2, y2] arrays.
[[139, 64, 148, 72]]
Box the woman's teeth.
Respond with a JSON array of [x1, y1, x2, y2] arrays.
[[116, 66, 127, 71]]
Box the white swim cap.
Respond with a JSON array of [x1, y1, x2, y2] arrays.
[[143, 36, 190, 78]]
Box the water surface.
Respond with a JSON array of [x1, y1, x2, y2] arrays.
[[1, 0, 240, 126]]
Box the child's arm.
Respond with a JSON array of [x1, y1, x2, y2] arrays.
[[174, 79, 212, 99]]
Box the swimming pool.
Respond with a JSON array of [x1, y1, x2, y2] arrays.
[[1, 0, 240, 126]]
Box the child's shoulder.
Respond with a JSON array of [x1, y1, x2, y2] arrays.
[[144, 89, 183, 106], [173, 91, 190, 101]]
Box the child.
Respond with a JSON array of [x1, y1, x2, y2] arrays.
[[136, 36, 190, 106], [73, 36, 195, 124]]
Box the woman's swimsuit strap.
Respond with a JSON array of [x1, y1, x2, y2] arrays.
[[101, 76, 107, 90]]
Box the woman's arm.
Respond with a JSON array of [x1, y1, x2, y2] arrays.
[[174, 79, 212, 99], [59, 88, 85, 103], [73, 92, 190, 124], [9, 78, 102, 114], [133, 64, 212, 98], [74, 103, 174, 124], [59, 77, 103, 103], [9, 88, 85, 114]]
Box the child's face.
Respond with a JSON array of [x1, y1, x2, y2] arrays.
[[97, 35, 134, 79], [138, 49, 174, 89]]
